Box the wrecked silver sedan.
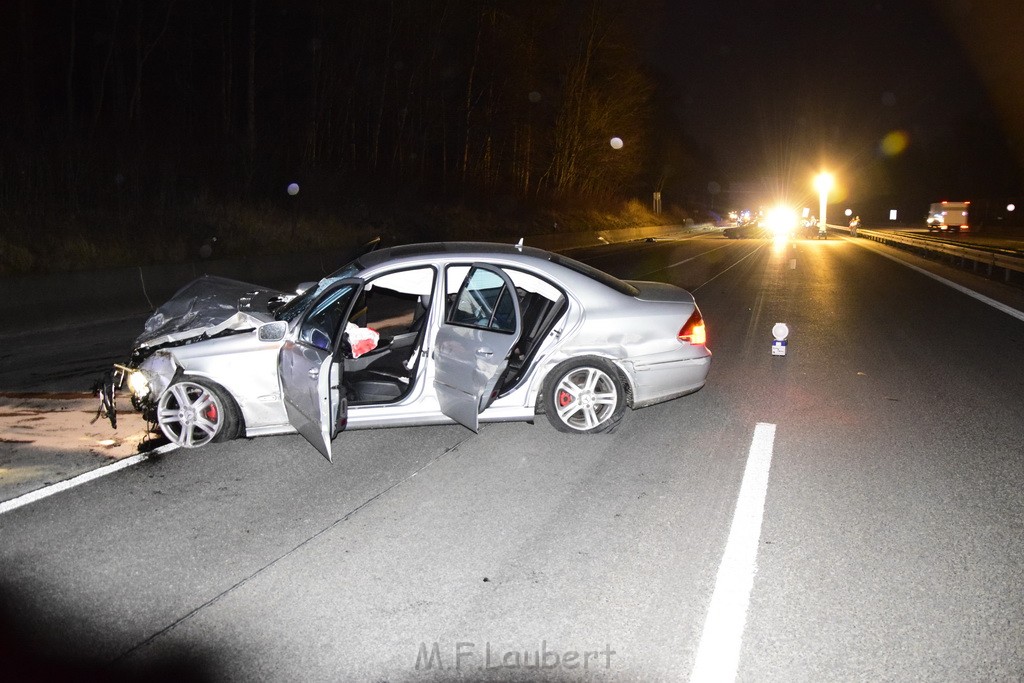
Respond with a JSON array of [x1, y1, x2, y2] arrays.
[[113, 241, 712, 460]]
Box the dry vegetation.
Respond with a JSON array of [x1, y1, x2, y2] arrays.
[[0, 197, 689, 276]]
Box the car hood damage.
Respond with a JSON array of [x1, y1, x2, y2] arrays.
[[134, 275, 285, 350]]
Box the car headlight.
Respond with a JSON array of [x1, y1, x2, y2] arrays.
[[766, 205, 798, 237], [127, 370, 152, 398]]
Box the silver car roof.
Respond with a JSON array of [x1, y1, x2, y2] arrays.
[[350, 241, 640, 297]]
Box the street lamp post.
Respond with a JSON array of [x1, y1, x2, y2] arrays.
[[814, 172, 834, 238]]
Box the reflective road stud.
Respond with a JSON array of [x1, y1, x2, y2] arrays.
[[772, 322, 789, 356]]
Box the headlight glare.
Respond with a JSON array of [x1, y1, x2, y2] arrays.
[[127, 370, 151, 397]]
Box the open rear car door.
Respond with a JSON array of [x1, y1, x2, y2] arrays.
[[279, 282, 361, 461], [433, 264, 521, 432]]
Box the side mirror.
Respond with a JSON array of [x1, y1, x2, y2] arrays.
[[258, 321, 288, 342]]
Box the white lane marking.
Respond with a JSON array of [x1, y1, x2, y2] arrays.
[[636, 243, 738, 278], [0, 443, 178, 515], [691, 244, 766, 292], [850, 237, 1024, 322], [690, 422, 777, 683]]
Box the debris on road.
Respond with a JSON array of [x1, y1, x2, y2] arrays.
[[0, 393, 155, 503]]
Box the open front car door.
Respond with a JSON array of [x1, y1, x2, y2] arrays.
[[433, 264, 521, 432], [279, 282, 360, 461]]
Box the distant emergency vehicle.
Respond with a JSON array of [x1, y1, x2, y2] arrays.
[[926, 201, 970, 233]]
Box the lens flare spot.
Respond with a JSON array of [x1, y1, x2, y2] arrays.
[[880, 130, 909, 156]]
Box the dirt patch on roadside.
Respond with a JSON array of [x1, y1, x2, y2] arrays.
[[0, 392, 154, 459], [0, 393, 158, 501]]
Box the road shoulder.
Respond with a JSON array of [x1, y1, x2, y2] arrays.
[[0, 393, 153, 505]]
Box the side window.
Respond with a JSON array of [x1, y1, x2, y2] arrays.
[[445, 265, 471, 320], [300, 284, 356, 350], [447, 266, 517, 333], [360, 267, 435, 337]]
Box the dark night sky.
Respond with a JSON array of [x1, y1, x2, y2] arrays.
[[653, 0, 1024, 211]]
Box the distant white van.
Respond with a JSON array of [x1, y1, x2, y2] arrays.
[[926, 201, 970, 233]]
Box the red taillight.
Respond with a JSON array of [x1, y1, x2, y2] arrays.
[[678, 309, 707, 345]]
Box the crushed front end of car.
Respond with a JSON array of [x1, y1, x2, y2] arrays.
[[97, 275, 291, 430]]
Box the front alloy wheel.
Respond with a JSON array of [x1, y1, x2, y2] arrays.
[[543, 357, 626, 434], [157, 379, 237, 448]]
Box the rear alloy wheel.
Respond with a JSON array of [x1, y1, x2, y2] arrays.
[[157, 379, 239, 448], [543, 357, 626, 434]]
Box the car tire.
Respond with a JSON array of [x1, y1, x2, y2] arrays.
[[542, 356, 627, 434], [156, 378, 241, 448]]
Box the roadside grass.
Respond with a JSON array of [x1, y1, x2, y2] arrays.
[[0, 198, 690, 277]]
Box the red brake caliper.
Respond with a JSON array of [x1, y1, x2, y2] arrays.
[[558, 390, 573, 407], [205, 403, 219, 422]]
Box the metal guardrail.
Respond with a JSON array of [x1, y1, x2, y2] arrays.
[[893, 231, 1024, 258], [854, 228, 1024, 281]]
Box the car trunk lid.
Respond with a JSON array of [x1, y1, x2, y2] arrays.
[[626, 280, 696, 304]]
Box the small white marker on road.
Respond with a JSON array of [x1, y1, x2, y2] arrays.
[[690, 422, 777, 683], [771, 323, 788, 356]]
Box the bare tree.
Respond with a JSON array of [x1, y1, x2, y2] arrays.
[[67, 0, 77, 139], [245, 0, 256, 185], [90, 0, 123, 138], [221, 2, 234, 138], [128, 1, 174, 128]]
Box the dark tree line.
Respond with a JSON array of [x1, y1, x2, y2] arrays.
[[2, 0, 704, 223]]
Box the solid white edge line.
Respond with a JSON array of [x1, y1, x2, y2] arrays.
[[0, 443, 178, 515], [690, 422, 777, 683], [850, 237, 1024, 323]]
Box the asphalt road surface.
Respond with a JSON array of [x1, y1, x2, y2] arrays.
[[1, 233, 1022, 681]]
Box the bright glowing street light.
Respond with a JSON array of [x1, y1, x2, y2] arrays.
[[814, 172, 834, 234]]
